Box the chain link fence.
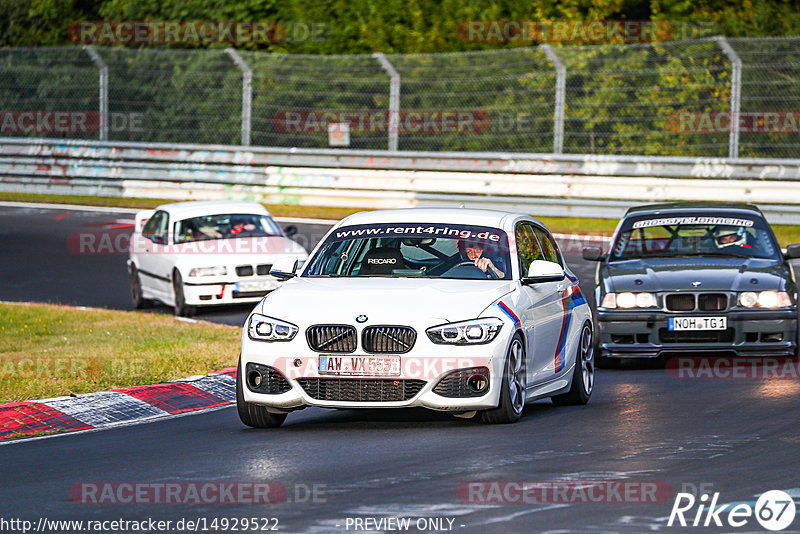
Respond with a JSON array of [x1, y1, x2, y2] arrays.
[[1, 37, 799, 157]]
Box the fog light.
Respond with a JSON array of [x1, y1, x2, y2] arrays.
[[467, 373, 489, 393], [248, 370, 263, 388]]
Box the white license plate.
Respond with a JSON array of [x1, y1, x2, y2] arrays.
[[668, 317, 727, 331], [319, 355, 401, 377], [235, 280, 276, 292]]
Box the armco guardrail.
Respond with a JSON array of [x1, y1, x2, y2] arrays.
[[2, 137, 800, 223]]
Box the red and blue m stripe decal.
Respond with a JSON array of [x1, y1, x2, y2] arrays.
[[496, 301, 521, 329], [554, 280, 587, 373]]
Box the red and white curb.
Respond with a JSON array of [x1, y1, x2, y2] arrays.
[[0, 367, 237, 443]]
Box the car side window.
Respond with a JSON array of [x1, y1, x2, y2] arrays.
[[515, 223, 545, 276], [142, 211, 169, 244], [533, 227, 561, 265]]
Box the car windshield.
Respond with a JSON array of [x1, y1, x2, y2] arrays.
[[610, 214, 781, 261], [174, 213, 282, 243], [303, 222, 512, 280]]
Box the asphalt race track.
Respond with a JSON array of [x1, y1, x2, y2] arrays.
[[0, 205, 335, 326], [2, 204, 800, 533]]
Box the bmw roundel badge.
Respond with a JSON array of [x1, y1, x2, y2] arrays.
[[356, 315, 368, 323]]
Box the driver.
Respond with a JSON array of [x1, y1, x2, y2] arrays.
[[458, 239, 506, 279], [230, 217, 257, 235], [713, 225, 751, 249]]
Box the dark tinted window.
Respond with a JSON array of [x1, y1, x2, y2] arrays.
[[610, 213, 780, 261]]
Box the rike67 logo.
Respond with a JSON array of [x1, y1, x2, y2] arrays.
[[669, 490, 797, 531]]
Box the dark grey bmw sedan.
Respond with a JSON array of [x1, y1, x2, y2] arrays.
[[583, 202, 800, 366]]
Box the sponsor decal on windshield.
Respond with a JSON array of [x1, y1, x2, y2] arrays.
[[331, 223, 507, 244], [631, 217, 755, 229]]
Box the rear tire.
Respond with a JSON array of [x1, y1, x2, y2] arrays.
[[552, 323, 594, 406], [172, 269, 195, 317], [480, 334, 526, 424], [129, 265, 152, 309], [236, 357, 287, 429]]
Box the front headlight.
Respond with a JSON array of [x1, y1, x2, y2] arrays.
[[738, 291, 792, 308], [427, 317, 504, 345], [601, 292, 657, 309], [188, 266, 227, 277], [247, 314, 298, 342]]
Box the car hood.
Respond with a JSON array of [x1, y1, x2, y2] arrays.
[[170, 236, 307, 268], [256, 277, 517, 325], [602, 256, 790, 292]]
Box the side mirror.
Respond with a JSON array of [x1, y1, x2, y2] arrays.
[[270, 256, 299, 281], [784, 244, 800, 259], [134, 210, 155, 233], [283, 225, 298, 237], [582, 246, 605, 261], [522, 260, 565, 285]]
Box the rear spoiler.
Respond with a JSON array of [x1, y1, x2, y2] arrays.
[[134, 210, 155, 233]]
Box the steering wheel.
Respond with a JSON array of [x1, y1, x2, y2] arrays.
[[450, 261, 498, 280]]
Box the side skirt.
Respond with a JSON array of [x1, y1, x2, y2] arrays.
[[525, 362, 575, 402]]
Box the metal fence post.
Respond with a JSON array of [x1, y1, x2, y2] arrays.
[[541, 44, 566, 154], [373, 53, 400, 152], [83, 45, 108, 141], [714, 36, 742, 159], [225, 48, 252, 146]]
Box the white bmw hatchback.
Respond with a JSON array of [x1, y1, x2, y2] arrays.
[[237, 208, 593, 427], [128, 200, 308, 316]]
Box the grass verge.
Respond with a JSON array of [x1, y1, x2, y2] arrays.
[[2, 192, 800, 246], [0, 302, 239, 404]]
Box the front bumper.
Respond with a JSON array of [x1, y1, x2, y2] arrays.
[[240, 333, 510, 412], [182, 277, 280, 306], [597, 309, 797, 358]]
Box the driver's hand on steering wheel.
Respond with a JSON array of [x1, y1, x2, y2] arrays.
[[474, 257, 503, 278]]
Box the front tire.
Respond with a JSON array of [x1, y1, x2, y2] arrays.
[[172, 269, 195, 317], [481, 334, 526, 424], [129, 265, 152, 309], [552, 323, 594, 406], [236, 357, 287, 429]]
